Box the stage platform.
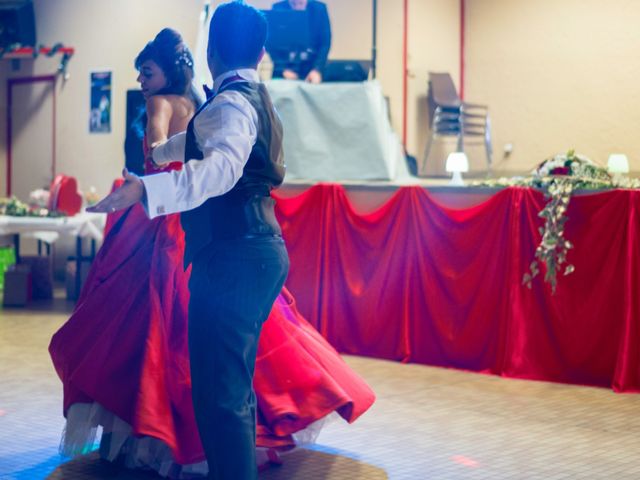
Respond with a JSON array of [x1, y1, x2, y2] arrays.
[[281, 177, 503, 211], [274, 182, 640, 394]]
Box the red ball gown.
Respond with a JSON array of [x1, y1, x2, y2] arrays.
[[49, 156, 375, 477]]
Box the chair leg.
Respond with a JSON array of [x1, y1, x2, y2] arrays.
[[484, 116, 493, 172], [422, 131, 436, 175], [485, 139, 493, 173]]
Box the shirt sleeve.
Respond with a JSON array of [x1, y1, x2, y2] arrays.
[[141, 91, 258, 219], [151, 131, 187, 165], [312, 2, 332, 71]]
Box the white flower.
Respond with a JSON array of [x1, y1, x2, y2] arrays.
[[29, 189, 50, 208]]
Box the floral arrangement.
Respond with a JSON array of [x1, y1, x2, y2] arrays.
[[474, 150, 638, 293], [29, 188, 50, 208], [532, 151, 612, 188], [522, 176, 575, 294], [0, 196, 65, 218], [524, 150, 610, 293]]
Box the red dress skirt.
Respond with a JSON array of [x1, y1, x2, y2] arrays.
[[49, 160, 375, 476]]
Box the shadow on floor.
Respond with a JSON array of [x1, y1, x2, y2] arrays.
[[262, 449, 388, 479], [46, 452, 158, 479], [45, 449, 388, 480]]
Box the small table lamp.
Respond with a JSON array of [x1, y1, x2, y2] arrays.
[[446, 152, 469, 186], [607, 153, 629, 175]]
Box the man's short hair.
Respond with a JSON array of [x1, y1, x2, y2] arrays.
[[209, 1, 267, 68]]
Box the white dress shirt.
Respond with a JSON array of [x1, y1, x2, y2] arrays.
[[140, 69, 260, 219]]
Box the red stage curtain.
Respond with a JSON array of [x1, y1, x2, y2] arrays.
[[274, 185, 640, 393]]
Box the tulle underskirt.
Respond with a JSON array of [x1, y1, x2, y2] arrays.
[[60, 402, 332, 478]]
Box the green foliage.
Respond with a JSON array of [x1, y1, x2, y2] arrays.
[[0, 196, 65, 218]]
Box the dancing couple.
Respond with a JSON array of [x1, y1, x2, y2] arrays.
[[49, 2, 374, 479]]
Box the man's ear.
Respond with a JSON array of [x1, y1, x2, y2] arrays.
[[207, 43, 215, 63]]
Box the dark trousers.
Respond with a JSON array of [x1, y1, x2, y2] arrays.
[[188, 236, 289, 480]]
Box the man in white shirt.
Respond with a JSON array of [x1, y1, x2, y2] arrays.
[[89, 3, 289, 479]]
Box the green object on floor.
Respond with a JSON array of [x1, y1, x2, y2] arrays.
[[0, 246, 17, 290]]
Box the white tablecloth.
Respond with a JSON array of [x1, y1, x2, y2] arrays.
[[0, 212, 106, 244], [267, 80, 407, 182]]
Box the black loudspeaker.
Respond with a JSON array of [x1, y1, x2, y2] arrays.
[[0, 0, 36, 51]]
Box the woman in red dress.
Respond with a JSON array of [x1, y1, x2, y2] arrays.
[[49, 28, 375, 478]]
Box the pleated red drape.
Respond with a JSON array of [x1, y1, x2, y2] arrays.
[[274, 184, 640, 393]]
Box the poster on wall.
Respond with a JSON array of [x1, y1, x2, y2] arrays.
[[89, 71, 111, 133]]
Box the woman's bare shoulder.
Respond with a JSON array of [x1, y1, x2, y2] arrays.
[[160, 93, 192, 106], [166, 94, 196, 116], [146, 95, 173, 114]]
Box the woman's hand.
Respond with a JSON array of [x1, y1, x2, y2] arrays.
[[87, 169, 145, 213]]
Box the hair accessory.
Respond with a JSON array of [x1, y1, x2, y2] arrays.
[[175, 51, 194, 68]]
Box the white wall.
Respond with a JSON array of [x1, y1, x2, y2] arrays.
[[407, 0, 460, 166], [0, 1, 461, 198], [465, 0, 640, 173], [7, 1, 638, 197], [0, 0, 203, 198]]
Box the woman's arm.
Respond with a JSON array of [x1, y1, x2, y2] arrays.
[[141, 91, 257, 218]]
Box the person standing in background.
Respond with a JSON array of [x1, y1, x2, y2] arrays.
[[271, 0, 331, 83]]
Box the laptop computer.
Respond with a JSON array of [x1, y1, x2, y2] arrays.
[[322, 60, 372, 82]]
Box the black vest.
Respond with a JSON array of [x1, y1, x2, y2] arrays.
[[181, 81, 285, 266]]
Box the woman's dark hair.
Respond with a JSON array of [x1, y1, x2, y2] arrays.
[[135, 28, 195, 97]]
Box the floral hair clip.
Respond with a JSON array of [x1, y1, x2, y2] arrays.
[[175, 51, 194, 68]]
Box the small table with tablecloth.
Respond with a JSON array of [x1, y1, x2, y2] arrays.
[[0, 212, 106, 300]]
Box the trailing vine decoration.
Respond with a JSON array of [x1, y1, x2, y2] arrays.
[[474, 149, 635, 293], [522, 177, 574, 294], [524, 150, 615, 293]]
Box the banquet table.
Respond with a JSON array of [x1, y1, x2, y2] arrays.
[[274, 184, 640, 393]]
